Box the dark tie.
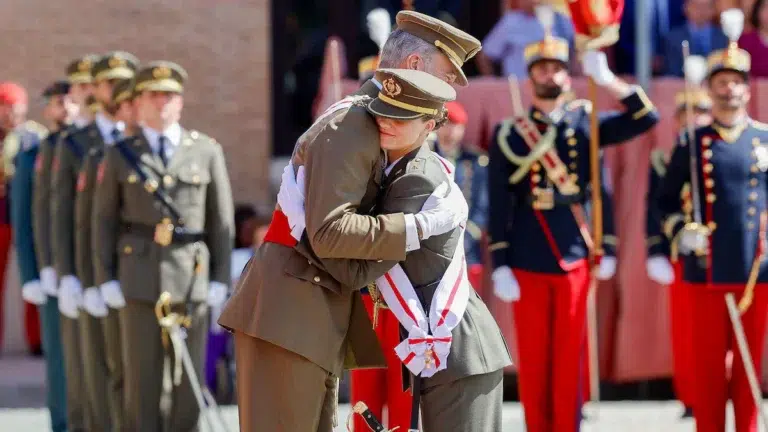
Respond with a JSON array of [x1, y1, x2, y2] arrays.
[[111, 127, 121, 143], [158, 135, 169, 167]]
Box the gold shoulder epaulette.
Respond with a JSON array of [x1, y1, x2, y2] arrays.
[[496, 118, 528, 165], [566, 98, 592, 113]]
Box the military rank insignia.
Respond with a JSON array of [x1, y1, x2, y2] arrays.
[[77, 171, 87, 192], [97, 161, 106, 184]]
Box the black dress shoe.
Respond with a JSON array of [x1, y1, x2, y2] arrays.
[[681, 406, 693, 419]]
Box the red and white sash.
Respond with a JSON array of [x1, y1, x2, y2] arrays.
[[375, 229, 471, 378]]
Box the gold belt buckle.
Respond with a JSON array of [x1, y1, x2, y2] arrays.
[[532, 187, 554, 210], [154, 218, 174, 246]]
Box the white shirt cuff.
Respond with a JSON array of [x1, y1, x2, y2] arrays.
[[404, 214, 421, 252]]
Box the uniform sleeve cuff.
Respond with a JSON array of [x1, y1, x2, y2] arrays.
[[404, 214, 420, 252], [489, 241, 510, 269], [663, 213, 686, 241], [622, 86, 655, 120]]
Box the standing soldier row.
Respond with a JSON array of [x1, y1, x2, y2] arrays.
[[22, 52, 234, 432], [488, 33, 659, 432]]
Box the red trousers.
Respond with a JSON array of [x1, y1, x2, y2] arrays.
[[349, 294, 412, 431], [513, 264, 591, 432], [688, 283, 768, 432], [0, 225, 40, 351], [669, 262, 695, 408]]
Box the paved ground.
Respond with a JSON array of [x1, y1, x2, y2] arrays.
[[0, 355, 764, 431]]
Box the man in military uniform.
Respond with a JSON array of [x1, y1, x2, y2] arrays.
[[93, 61, 233, 432], [37, 55, 98, 432], [219, 11, 479, 431], [646, 82, 712, 419], [72, 52, 139, 432], [655, 20, 768, 431], [28, 80, 75, 432], [488, 35, 658, 432]]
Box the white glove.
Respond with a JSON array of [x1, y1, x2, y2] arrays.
[[83, 287, 108, 318], [100, 280, 126, 309], [596, 256, 617, 281], [207, 281, 229, 307], [646, 254, 675, 285], [679, 227, 709, 255], [39, 266, 58, 297], [492, 266, 520, 303], [581, 50, 616, 86], [276, 162, 307, 241], [414, 181, 469, 240], [58, 275, 83, 319], [22, 280, 47, 305]]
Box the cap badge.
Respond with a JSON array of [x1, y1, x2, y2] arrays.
[[153, 66, 172, 79], [382, 78, 402, 97], [78, 60, 92, 72], [109, 57, 126, 68]]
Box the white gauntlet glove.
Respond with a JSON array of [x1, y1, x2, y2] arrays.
[[646, 254, 675, 285], [58, 275, 83, 319], [100, 280, 126, 309], [22, 280, 46, 305], [596, 256, 617, 281], [276, 162, 307, 241], [83, 287, 108, 318], [492, 266, 520, 303], [582, 50, 616, 86], [414, 181, 469, 240], [39, 266, 58, 297]]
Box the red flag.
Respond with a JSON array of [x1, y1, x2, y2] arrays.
[[567, 0, 624, 45]]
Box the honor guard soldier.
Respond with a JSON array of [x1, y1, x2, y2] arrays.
[[30, 80, 74, 432], [656, 10, 768, 432], [73, 51, 139, 432], [432, 100, 489, 291], [348, 57, 414, 432], [46, 53, 99, 432], [646, 62, 712, 419], [488, 35, 658, 432], [92, 61, 234, 432]]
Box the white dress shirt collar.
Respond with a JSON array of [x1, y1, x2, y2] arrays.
[[95, 112, 125, 144], [142, 122, 182, 153]]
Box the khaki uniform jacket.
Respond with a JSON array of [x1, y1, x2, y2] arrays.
[[75, 147, 104, 288], [378, 144, 512, 388], [52, 124, 103, 279], [220, 81, 410, 375], [92, 128, 234, 304]]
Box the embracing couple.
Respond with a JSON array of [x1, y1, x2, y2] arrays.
[[219, 11, 511, 432]]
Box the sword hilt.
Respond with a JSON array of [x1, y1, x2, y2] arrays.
[[347, 401, 390, 432]]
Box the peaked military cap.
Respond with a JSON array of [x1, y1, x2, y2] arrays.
[[524, 36, 569, 70], [367, 68, 456, 120], [674, 89, 712, 113], [42, 80, 71, 98], [112, 78, 136, 105], [66, 54, 100, 84], [707, 45, 751, 79], [92, 51, 139, 82], [396, 11, 481, 87], [133, 61, 188, 94]]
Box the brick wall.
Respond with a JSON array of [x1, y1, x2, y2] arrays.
[[0, 0, 271, 206]]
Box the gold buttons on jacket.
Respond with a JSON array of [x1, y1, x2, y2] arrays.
[[144, 179, 159, 192], [532, 174, 542, 183], [532, 163, 541, 172], [708, 221, 717, 231], [163, 175, 175, 187], [706, 193, 716, 203], [702, 136, 712, 146], [313, 276, 320, 283], [703, 163, 713, 173], [752, 165, 760, 173], [565, 129, 575, 137], [705, 178, 715, 188], [123, 245, 133, 254], [748, 207, 757, 216], [127, 173, 138, 184], [569, 163, 577, 170], [751, 178, 759, 187], [703, 149, 713, 159], [749, 192, 758, 201], [568, 150, 578, 158], [567, 137, 577, 146]]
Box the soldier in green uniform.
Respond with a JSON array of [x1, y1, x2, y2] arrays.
[[45, 54, 99, 432], [92, 61, 234, 432], [72, 52, 139, 432]]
